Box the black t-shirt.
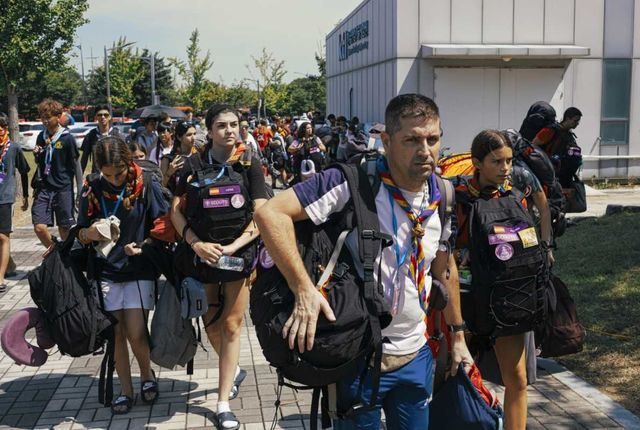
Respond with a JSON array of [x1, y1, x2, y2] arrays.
[[77, 175, 169, 283], [34, 129, 79, 191], [81, 127, 122, 173], [174, 151, 269, 202]]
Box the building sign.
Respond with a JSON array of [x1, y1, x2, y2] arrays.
[[339, 20, 369, 61]]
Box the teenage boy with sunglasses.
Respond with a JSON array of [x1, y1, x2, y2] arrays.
[[80, 105, 122, 173]]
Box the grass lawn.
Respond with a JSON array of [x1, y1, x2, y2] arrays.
[[553, 212, 640, 415]]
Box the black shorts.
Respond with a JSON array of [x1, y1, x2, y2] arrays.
[[174, 240, 257, 284], [31, 188, 75, 228], [0, 204, 13, 233]]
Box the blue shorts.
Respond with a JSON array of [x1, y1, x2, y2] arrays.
[[31, 188, 75, 228], [334, 344, 434, 430]]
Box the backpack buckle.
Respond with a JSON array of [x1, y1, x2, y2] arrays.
[[361, 230, 375, 239], [332, 262, 350, 279]]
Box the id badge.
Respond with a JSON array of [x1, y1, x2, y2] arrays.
[[0, 172, 5, 184]]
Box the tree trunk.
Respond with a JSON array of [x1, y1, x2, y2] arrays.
[[6, 85, 20, 144]]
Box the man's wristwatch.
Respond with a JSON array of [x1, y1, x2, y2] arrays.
[[448, 322, 467, 333]]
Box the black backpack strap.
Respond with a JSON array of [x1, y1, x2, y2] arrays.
[[334, 163, 387, 416], [93, 250, 115, 407], [434, 174, 454, 255]]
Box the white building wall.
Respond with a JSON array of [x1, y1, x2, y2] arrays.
[[419, 0, 576, 45], [629, 59, 640, 176], [326, 0, 397, 120], [629, 0, 640, 176], [514, 0, 544, 44]]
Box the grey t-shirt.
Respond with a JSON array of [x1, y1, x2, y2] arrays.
[[0, 141, 29, 205]]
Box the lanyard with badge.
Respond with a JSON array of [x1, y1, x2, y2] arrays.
[[101, 187, 126, 218], [0, 140, 10, 184], [43, 128, 65, 176], [386, 185, 429, 315]]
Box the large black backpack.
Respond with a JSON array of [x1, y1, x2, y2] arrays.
[[250, 162, 392, 429], [28, 228, 115, 357], [28, 228, 117, 405], [460, 187, 549, 338]]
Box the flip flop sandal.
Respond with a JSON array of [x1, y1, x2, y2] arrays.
[[111, 395, 133, 415], [229, 368, 247, 400], [0, 284, 7, 294], [214, 411, 240, 430], [141, 369, 159, 404], [4, 271, 17, 278]]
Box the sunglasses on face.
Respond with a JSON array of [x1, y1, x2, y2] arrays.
[[96, 112, 110, 118]]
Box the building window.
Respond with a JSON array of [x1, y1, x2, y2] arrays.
[[600, 59, 631, 145]]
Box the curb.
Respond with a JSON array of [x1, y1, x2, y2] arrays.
[[538, 358, 640, 429]]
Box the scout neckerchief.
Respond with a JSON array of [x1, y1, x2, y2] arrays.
[[42, 126, 65, 176], [377, 157, 440, 314], [467, 172, 511, 200], [0, 136, 10, 184], [85, 162, 144, 217]]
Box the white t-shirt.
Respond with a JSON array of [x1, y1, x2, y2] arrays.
[[292, 166, 450, 355]]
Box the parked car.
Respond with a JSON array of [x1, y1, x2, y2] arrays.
[[69, 122, 97, 129], [69, 127, 92, 149], [18, 122, 45, 151]]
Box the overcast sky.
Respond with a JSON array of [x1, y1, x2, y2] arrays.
[[70, 0, 362, 85]]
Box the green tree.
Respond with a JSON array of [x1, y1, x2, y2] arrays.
[[12, 65, 83, 119], [133, 49, 175, 107], [247, 48, 287, 116], [225, 80, 257, 110], [283, 75, 326, 115], [0, 0, 89, 140], [170, 29, 214, 112], [107, 37, 144, 111], [86, 65, 108, 106]]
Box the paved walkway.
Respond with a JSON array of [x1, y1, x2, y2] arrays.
[[1, 212, 640, 429]]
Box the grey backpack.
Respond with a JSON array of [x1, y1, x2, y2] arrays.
[[150, 281, 197, 370]]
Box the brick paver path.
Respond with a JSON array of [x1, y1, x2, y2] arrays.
[[1, 227, 638, 429]]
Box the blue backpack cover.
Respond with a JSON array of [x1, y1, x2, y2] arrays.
[[429, 364, 504, 430]]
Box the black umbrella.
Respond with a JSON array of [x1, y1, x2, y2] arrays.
[[132, 104, 186, 119]]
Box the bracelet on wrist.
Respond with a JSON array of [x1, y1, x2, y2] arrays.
[[190, 239, 201, 248], [447, 321, 467, 333]]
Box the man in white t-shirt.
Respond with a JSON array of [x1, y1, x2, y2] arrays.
[[255, 94, 473, 429]]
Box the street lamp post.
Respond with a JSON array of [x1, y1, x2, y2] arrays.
[[104, 46, 112, 116], [76, 44, 88, 115], [140, 54, 158, 105]]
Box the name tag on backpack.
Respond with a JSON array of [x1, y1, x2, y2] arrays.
[[518, 227, 539, 248], [488, 233, 520, 245], [203, 198, 230, 209], [209, 185, 241, 196]]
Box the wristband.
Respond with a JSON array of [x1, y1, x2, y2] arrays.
[[448, 322, 467, 333]]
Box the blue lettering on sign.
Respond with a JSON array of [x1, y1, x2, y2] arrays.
[[339, 20, 370, 62]]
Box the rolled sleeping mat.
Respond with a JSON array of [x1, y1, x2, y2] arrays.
[[1, 307, 55, 367]]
